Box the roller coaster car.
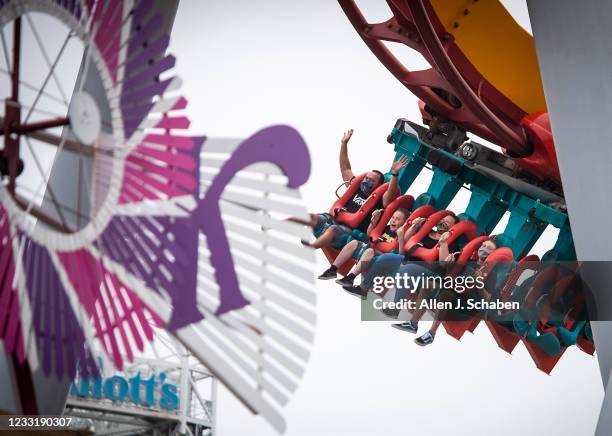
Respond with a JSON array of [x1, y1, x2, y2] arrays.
[[534, 271, 594, 355], [442, 235, 489, 339], [330, 195, 417, 276], [573, 321, 596, 357], [442, 245, 514, 340], [319, 174, 391, 272], [367, 201, 429, 252], [329, 173, 390, 228], [486, 254, 540, 354], [512, 265, 578, 374], [484, 248, 515, 267], [447, 236, 493, 277], [404, 119, 565, 201], [555, 272, 596, 355], [323, 186, 412, 275], [536, 272, 578, 325], [333, 203, 435, 274], [404, 210, 478, 262]]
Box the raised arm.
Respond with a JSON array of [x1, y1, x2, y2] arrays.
[[438, 231, 451, 262], [382, 155, 408, 207], [366, 209, 383, 236], [398, 217, 425, 255], [396, 225, 406, 255], [339, 129, 355, 182]]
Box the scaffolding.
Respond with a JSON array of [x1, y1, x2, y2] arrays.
[[64, 328, 217, 436]]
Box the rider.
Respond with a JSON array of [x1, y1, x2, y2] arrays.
[[293, 129, 407, 250], [395, 239, 498, 346], [342, 214, 460, 298], [317, 208, 410, 282]]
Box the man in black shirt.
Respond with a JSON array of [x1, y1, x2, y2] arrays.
[[294, 129, 407, 249], [340, 173, 386, 234]]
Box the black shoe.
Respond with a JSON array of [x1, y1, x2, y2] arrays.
[[392, 321, 418, 333], [414, 331, 435, 346], [318, 266, 337, 280], [381, 307, 401, 319], [342, 285, 367, 300], [335, 273, 355, 286]]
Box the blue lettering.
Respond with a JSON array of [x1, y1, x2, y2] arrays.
[[71, 371, 179, 410], [144, 375, 157, 406], [104, 376, 128, 401], [129, 372, 142, 405], [71, 375, 103, 399], [160, 383, 179, 409]]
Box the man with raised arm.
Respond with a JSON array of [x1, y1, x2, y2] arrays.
[[292, 129, 407, 250]]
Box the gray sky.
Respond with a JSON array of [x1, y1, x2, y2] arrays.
[[169, 1, 602, 435]]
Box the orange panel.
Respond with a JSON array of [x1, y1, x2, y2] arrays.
[[429, 0, 547, 114]]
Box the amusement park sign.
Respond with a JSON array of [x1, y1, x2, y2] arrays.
[[70, 371, 179, 411]]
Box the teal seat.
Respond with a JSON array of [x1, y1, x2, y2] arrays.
[[413, 193, 435, 209], [512, 303, 542, 337], [490, 263, 514, 291], [541, 249, 560, 263], [513, 316, 530, 337], [512, 299, 563, 357], [351, 240, 368, 260], [351, 229, 368, 242], [525, 323, 563, 356], [558, 321, 586, 346], [492, 234, 512, 249], [584, 322, 593, 341]]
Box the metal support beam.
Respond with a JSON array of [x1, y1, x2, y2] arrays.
[[418, 167, 462, 210], [4, 117, 70, 134], [461, 188, 507, 235], [4, 18, 21, 195], [528, 1, 612, 433]]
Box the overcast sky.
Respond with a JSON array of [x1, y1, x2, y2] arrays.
[[167, 1, 603, 435]]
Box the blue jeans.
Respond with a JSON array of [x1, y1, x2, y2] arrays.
[[361, 253, 403, 289], [393, 263, 438, 303], [313, 213, 352, 247]]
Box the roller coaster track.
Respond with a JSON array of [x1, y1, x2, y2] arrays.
[[338, 0, 560, 185]]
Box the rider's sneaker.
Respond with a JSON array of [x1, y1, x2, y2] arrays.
[[414, 331, 435, 346], [335, 273, 356, 286], [392, 321, 418, 333], [318, 266, 337, 280]]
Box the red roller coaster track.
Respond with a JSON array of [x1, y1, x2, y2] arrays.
[[338, 0, 560, 185]]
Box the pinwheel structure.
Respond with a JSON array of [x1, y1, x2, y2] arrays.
[[0, 0, 316, 432]]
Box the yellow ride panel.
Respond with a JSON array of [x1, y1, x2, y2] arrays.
[[429, 0, 546, 114]]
